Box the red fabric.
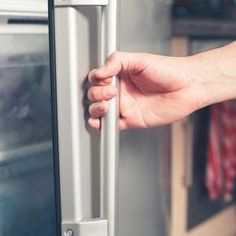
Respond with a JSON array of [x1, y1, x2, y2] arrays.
[[206, 104, 223, 200], [206, 101, 236, 201]]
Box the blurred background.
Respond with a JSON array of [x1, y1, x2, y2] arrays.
[[0, 0, 236, 236], [171, 1, 236, 235]]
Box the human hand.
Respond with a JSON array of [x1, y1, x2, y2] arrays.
[[87, 51, 206, 130]]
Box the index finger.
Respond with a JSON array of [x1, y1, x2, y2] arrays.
[[88, 51, 146, 84], [89, 53, 122, 82], [88, 74, 113, 86]]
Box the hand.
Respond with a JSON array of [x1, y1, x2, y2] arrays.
[[88, 51, 206, 130]]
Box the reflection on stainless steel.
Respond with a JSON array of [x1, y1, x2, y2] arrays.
[[118, 1, 171, 236], [0, 141, 52, 164], [0, 55, 51, 149]]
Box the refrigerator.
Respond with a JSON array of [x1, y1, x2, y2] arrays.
[[0, 0, 172, 236], [0, 0, 57, 235]]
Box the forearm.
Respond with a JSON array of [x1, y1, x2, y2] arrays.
[[192, 42, 236, 108]]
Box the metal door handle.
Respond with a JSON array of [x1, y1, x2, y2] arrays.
[[53, 1, 119, 236]]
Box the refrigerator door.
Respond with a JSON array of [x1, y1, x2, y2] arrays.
[[0, 21, 57, 236], [50, 0, 172, 236]]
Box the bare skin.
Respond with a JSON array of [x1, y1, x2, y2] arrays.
[[87, 42, 236, 130]]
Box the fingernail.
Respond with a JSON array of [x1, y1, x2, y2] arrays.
[[88, 118, 93, 126], [88, 71, 94, 81], [88, 118, 100, 129]]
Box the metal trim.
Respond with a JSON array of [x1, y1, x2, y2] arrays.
[[0, 0, 47, 17], [54, 0, 108, 7], [0, 25, 48, 34]]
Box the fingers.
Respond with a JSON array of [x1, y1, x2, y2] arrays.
[[88, 117, 129, 130], [88, 51, 145, 85], [87, 85, 117, 102], [89, 101, 108, 119], [88, 52, 122, 84], [88, 76, 113, 86], [88, 118, 100, 129], [88, 51, 147, 130]]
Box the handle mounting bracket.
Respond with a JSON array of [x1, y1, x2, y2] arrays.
[[62, 219, 107, 236]]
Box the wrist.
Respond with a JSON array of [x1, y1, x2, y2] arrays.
[[191, 42, 236, 108]]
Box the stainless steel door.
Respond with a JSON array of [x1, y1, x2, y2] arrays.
[[118, 1, 171, 236], [50, 0, 172, 236]]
